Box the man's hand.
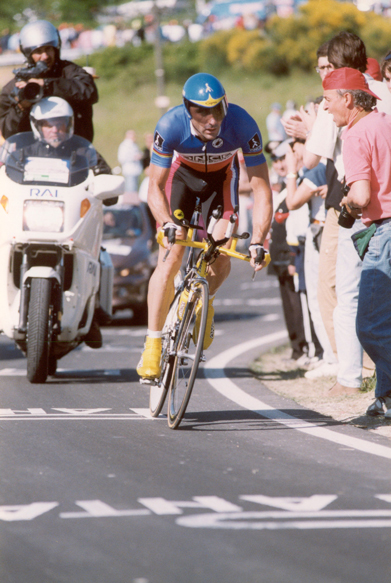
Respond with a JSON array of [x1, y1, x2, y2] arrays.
[[161, 222, 186, 249], [285, 147, 297, 175], [340, 196, 362, 220], [315, 184, 328, 199], [15, 78, 45, 110], [281, 113, 307, 140], [288, 264, 296, 276], [249, 243, 267, 272]]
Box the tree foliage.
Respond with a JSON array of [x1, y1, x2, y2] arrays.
[[0, 0, 118, 31], [204, 0, 391, 76]]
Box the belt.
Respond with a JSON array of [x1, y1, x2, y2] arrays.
[[373, 217, 391, 225]]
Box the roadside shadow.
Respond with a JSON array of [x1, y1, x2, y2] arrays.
[[348, 412, 391, 429], [215, 312, 267, 323], [47, 368, 139, 385], [201, 367, 255, 381], [177, 408, 343, 431], [0, 344, 24, 361], [253, 367, 307, 381]]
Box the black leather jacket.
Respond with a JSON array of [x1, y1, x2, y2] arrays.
[[0, 59, 98, 142]]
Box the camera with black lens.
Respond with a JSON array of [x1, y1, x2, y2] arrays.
[[11, 61, 48, 105], [338, 180, 355, 229], [338, 205, 356, 229]]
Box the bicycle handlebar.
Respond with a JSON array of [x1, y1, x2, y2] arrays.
[[156, 228, 271, 266]]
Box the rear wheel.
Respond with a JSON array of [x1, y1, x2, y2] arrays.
[[149, 291, 181, 417], [167, 280, 208, 429], [27, 278, 52, 384]]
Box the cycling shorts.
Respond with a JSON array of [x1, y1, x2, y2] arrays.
[[165, 156, 240, 227]]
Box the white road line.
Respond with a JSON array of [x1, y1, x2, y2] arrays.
[[177, 510, 391, 530], [0, 417, 152, 421], [204, 332, 391, 461]]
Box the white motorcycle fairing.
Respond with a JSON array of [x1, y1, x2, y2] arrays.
[[0, 131, 125, 383]]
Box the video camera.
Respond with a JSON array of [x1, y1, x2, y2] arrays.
[[11, 61, 48, 104]]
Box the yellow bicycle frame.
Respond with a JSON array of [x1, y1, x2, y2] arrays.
[[156, 229, 271, 272]]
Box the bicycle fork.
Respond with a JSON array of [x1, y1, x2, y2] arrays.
[[173, 278, 208, 366]]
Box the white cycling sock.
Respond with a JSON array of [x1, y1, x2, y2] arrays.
[[147, 330, 162, 338]]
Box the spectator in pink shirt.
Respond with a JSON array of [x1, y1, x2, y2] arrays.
[[323, 67, 391, 417]]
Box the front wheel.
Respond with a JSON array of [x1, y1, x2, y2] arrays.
[[149, 291, 181, 417], [167, 280, 209, 429], [27, 278, 52, 384]]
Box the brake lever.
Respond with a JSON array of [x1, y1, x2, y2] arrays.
[[162, 227, 177, 262], [251, 246, 266, 281]]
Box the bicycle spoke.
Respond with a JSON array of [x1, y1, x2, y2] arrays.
[[149, 292, 181, 417], [167, 281, 209, 429]]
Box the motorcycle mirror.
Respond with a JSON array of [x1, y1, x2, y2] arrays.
[[92, 174, 125, 200]]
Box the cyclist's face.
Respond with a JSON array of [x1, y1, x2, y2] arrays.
[[189, 103, 225, 141]]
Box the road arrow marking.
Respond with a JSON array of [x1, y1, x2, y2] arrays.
[[0, 502, 58, 522]]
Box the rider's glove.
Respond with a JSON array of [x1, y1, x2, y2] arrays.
[[248, 243, 266, 265], [162, 221, 180, 245]]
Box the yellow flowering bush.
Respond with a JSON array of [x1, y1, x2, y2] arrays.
[[198, 0, 391, 76]]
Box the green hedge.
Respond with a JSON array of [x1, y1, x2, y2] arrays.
[[80, 0, 391, 84]]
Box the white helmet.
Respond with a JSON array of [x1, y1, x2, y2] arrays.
[[30, 97, 74, 145], [19, 20, 61, 64]]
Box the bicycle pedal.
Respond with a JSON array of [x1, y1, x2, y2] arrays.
[[139, 377, 159, 386]]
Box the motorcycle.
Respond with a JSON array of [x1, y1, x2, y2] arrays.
[[0, 131, 125, 383]]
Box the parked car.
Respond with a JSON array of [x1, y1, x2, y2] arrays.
[[102, 201, 158, 323]]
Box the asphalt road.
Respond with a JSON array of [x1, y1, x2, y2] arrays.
[[1, 259, 391, 583]]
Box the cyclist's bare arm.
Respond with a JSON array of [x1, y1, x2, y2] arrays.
[[147, 163, 187, 244], [247, 162, 273, 270], [146, 163, 185, 331]]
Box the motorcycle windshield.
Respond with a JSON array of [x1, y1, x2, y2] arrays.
[[0, 132, 99, 187]]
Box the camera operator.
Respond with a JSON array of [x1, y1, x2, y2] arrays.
[[0, 20, 97, 142]]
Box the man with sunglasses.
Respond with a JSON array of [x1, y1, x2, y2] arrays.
[[137, 72, 273, 380]]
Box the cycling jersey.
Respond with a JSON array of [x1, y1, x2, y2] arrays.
[[151, 103, 266, 226], [151, 103, 266, 171]]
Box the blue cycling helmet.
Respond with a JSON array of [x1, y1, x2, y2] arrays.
[[182, 73, 228, 118]]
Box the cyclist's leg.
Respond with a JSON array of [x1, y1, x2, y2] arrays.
[[138, 163, 197, 380], [148, 244, 185, 332], [137, 244, 185, 380], [193, 166, 239, 348], [205, 154, 239, 295]]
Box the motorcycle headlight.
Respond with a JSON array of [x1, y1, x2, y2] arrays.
[[23, 200, 65, 232]]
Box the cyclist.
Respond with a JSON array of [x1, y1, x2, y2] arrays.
[[137, 73, 273, 380]]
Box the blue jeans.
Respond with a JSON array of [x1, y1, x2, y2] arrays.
[[357, 221, 391, 398]]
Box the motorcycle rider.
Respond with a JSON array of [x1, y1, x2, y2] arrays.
[[23, 96, 112, 348], [27, 96, 103, 167]]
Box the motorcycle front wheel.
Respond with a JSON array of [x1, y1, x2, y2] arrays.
[[27, 278, 52, 384]]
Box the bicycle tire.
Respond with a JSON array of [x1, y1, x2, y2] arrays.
[[27, 278, 51, 384], [167, 279, 209, 429], [149, 291, 181, 417]]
